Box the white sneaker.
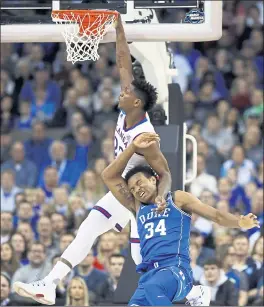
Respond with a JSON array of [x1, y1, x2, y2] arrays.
[[186, 285, 211, 306], [13, 279, 56, 305]]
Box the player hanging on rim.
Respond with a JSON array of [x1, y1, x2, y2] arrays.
[[13, 13, 172, 305], [101, 132, 260, 306]]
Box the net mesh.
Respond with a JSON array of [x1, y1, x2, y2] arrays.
[[52, 11, 117, 64]]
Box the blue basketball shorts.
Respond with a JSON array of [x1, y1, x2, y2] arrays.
[[129, 265, 193, 306]]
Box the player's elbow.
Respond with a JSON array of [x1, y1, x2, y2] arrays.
[[101, 168, 111, 183]]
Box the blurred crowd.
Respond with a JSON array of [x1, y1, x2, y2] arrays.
[[1, 0, 263, 306]]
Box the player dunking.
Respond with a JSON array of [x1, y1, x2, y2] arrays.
[[101, 133, 260, 306], [13, 14, 172, 305]]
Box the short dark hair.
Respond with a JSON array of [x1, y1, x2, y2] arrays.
[[233, 232, 249, 242], [109, 253, 125, 263], [203, 258, 222, 268], [124, 165, 158, 183], [29, 241, 46, 253], [132, 79, 158, 111]]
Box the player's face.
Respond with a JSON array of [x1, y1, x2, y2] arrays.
[[118, 86, 141, 112], [128, 173, 157, 203]]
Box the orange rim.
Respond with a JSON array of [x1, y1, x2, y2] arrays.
[[52, 10, 118, 34]]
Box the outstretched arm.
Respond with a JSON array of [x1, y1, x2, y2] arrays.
[[115, 14, 133, 91], [102, 133, 159, 214], [174, 190, 259, 229]]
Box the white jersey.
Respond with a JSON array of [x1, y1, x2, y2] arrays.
[[114, 111, 155, 176]]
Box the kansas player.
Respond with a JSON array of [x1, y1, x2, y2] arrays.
[[102, 133, 260, 306], [13, 15, 172, 305]]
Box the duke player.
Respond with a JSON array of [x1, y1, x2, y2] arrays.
[[13, 14, 172, 305], [102, 133, 260, 306]]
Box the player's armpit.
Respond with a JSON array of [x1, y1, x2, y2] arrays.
[[137, 142, 171, 199], [174, 190, 240, 228]]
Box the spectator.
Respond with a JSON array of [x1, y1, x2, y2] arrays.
[[65, 276, 90, 306], [97, 231, 119, 270], [1, 170, 22, 212], [190, 242, 204, 282], [74, 252, 113, 304], [225, 107, 241, 136], [1, 69, 15, 98], [190, 230, 215, 267], [62, 111, 86, 143], [93, 89, 118, 130], [101, 137, 115, 165], [20, 62, 61, 120], [190, 154, 218, 197], [16, 222, 35, 247], [108, 254, 125, 291], [0, 128, 12, 164], [231, 77, 251, 111], [39, 140, 79, 188], [0, 212, 13, 244], [40, 166, 59, 201], [14, 100, 33, 130], [1, 242, 20, 277], [10, 232, 28, 266], [50, 187, 69, 216], [221, 245, 249, 306], [221, 145, 256, 186], [50, 212, 67, 240], [0, 272, 15, 306], [11, 242, 52, 288], [67, 195, 87, 231], [200, 258, 239, 306], [1, 142, 38, 188], [70, 124, 99, 173], [74, 170, 105, 210], [244, 88, 263, 120], [233, 234, 262, 294], [94, 157, 108, 177], [202, 114, 235, 157], [74, 77, 93, 112], [242, 125, 263, 165], [252, 236, 263, 265], [13, 201, 38, 235], [24, 121, 53, 173], [59, 233, 75, 254], [47, 87, 91, 128], [1, 95, 15, 130], [37, 216, 58, 260], [250, 190, 264, 237]]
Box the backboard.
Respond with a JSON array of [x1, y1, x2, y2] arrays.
[[1, 0, 222, 43]]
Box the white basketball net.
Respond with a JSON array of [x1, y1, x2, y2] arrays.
[[52, 11, 117, 64]]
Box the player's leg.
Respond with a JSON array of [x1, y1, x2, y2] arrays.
[[143, 269, 177, 306], [13, 192, 131, 305], [129, 212, 142, 265], [129, 285, 151, 306], [144, 266, 193, 306]]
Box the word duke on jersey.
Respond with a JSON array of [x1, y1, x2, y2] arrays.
[[136, 193, 192, 266]]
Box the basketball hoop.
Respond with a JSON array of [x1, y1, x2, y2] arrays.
[[51, 10, 118, 64]]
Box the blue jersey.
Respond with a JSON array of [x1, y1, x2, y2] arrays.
[[136, 192, 191, 267]]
